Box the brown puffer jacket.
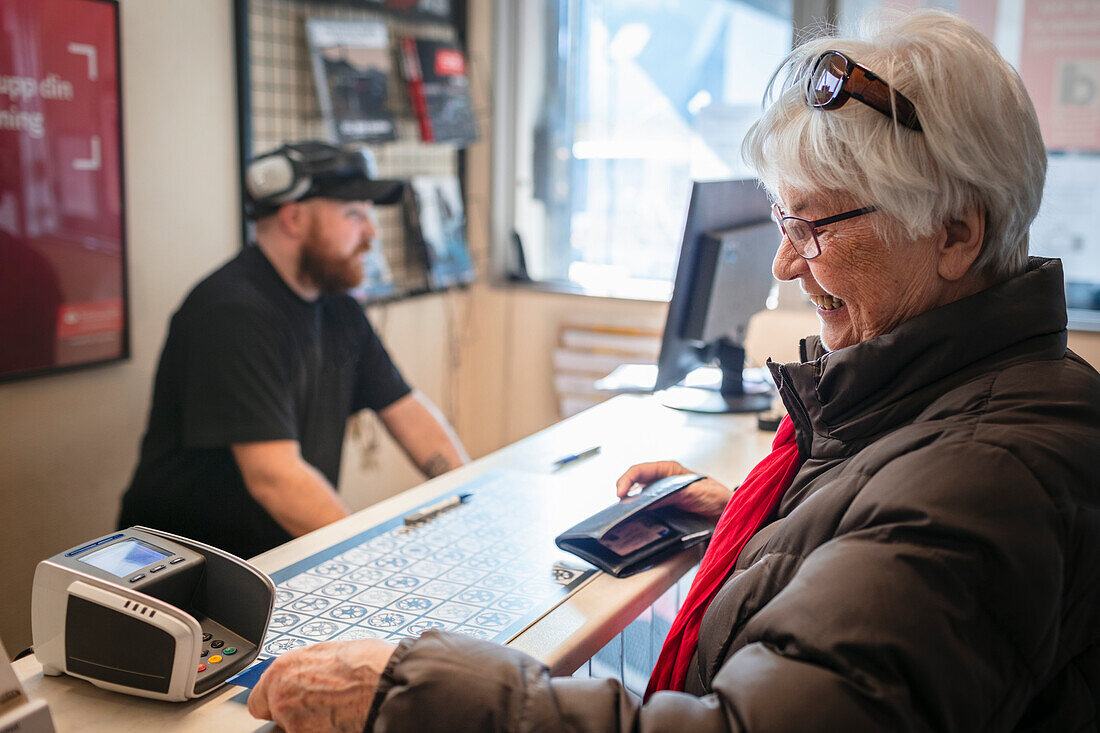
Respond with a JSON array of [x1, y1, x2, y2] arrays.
[[368, 257, 1100, 732]]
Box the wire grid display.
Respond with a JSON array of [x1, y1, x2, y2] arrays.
[[247, 0, 461, 298]]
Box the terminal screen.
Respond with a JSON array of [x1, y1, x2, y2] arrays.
[[80, 540, 170, 578]]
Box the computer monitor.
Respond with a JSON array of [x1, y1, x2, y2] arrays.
[[655, 179, 777, 413]]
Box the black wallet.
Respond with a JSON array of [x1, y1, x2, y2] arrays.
[[554, 473, 715, 578]]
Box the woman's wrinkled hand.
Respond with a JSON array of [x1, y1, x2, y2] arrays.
[[248, 639, 397, 733], [615, 461, 733, 521]]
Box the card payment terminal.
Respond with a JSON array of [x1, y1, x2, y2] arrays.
[[32, 527, 274, 701]]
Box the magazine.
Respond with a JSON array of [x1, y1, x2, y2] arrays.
[[305, 19, 397, 144], [399, 37, 479, 147], [349, 208, 397, 303], [406, 175, 475, 289]]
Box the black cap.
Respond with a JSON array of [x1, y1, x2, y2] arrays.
[[245, 141, 404, 219]]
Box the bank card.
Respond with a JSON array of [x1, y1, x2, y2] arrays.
[[600, 515, 670, 556]]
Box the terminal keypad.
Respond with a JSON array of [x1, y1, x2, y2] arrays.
[[197, 634, 226, 675], [195, 622, 252, 678]]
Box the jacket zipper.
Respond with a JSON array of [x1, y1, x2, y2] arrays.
[[777, 363, 813, 458]]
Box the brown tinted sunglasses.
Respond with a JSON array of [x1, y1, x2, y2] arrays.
[[806, 50, 922, 132]]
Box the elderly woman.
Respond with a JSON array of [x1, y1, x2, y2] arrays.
[[249, 9, 1100, 732]]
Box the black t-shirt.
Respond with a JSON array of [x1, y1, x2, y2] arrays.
[[119, 246, 410, 558]]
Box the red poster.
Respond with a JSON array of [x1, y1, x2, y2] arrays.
[[0, 0, 127, 380], [1020, 0, 1100, 151]]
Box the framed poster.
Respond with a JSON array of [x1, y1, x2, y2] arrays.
[[0, 0, 128, 381]]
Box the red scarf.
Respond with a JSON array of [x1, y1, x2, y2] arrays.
[[645, 415, 804, 699]]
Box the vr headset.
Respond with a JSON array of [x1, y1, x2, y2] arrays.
[[244, 141, 404, 219]]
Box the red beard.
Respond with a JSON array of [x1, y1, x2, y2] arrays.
[[299, 219, 366, 293]]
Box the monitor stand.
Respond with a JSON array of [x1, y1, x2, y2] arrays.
[[659, 340, 773, 414]]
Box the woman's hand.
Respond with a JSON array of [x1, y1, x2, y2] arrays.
[[615, 461, 733, 521], [248, 639, 397, 733]]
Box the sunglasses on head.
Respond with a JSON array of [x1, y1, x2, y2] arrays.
[[806, 50, 922, 132]]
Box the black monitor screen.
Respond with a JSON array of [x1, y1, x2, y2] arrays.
[[655, 179, 775, 394]]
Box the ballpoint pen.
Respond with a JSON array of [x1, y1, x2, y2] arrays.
[[403, 493, 472, 525], [553, 445, 601, 469]]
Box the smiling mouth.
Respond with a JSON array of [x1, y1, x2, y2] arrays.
[[808, 293, 845, 311]]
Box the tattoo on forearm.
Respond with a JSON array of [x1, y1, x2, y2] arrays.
[[422, 453, 452, 478]]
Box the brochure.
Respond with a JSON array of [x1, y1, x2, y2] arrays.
[[306, 19, 397, 144], [399, 37, 479, 147], [406, 175, 475, 289]]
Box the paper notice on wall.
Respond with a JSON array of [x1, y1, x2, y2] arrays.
[[1019, 0, 1100, 151], [1030, 154, 1100, 284]]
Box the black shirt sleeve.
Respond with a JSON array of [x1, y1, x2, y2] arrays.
[[353, 310, 411, 413], [180, 302, 299, 448]]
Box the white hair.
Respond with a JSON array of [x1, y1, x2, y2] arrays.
[[742, 9, 1046, 282]]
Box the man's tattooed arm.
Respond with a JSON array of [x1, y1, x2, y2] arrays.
[[421, 452, 454, 478]]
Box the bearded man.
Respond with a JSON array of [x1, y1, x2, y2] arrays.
[[118, 142, 468, 559]]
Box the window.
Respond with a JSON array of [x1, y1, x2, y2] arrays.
[[502, 0, 794, 299]]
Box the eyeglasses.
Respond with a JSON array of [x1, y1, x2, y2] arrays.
[[772, 203, 877, 259], [806, 50, 922, 132]]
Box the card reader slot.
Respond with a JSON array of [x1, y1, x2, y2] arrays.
[[136, 561, 205, 610], [143, 561, 261, 649], [182, 545, 272, 646]]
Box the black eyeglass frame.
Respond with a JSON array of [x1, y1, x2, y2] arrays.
[[806, 50, 922, 132], [772, 203, 878, 259]]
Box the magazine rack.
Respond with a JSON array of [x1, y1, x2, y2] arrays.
[[233, 0, 479, 304]]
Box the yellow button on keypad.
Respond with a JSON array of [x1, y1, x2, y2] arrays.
[[208, 655, 222, 664]]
